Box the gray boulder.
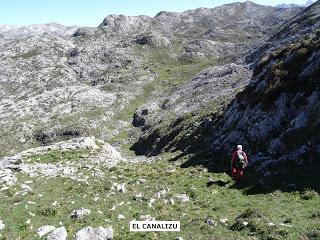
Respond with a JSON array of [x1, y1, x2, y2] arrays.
[[37, 225, 56, 237], [0, 169, 17, 187], [0, 220, 5, 231], [47, 227, 67, 240], [70, 208, 91, 220], [74, 226, 113, 240]]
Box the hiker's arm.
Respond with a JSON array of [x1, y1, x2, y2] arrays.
[[244, 152, 248, 163]]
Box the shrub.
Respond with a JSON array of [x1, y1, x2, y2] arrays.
[[300, 188, 319, 200], [37, 206, 57, 217]]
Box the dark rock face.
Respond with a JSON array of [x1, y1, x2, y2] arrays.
[[132, 109, 148, 127], [133, 34, 170, 47], [73, 28, 86, 37], [34, 130, 82, 145], [134, 35, 149, 45], [69, 48, 80, 57], [132, 104, 160, 130]]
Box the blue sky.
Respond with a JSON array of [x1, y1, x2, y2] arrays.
[[0, 0, 310, 27]]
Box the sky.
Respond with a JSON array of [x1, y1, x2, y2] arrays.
[[0, 0, 311, 27]]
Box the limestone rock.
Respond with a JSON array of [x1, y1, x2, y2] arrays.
[[70, 208, 91, 220], [175, 194, 190, 202], [47, 227, 67, 240], [0, 220, 5, 231], [0, 169, 17, 187], [74, 226, 113, 240], [37, 225, 56, 237], [205, 218, 216, 226], [139, 215, 155, 221]]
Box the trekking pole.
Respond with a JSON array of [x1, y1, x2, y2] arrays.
[[226, 156, 229, 175]]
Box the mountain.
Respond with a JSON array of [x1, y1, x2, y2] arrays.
[[0, 1, 302, 157], [0, 1, 319, 239], [0, 23, 79, 39], [276, 0, 317, 8], [276, 3, 303, 9], [132, 1, 320, 192], [306, 0, 318, 6]]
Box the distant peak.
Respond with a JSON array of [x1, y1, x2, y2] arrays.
[[154, 11, 180, 18], [276, 0, 317, 9], [216, 1, 267, 9], [306, 0, 317, 6], [276, 3, 303, 9], [243, 1, 258, 5]]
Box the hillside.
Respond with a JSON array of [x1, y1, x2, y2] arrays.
[[0, 1, 319, 240], [131, 1, 320, 192], [0, 1, 302, 157]]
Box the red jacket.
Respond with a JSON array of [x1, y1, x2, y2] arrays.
[[232, 150, 248, 168]]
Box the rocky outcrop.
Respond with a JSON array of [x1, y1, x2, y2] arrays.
[[92, 142, 126, 166], [0, 137, 98, 167], [0, 137, 125, 188], [206, 2, 320, 180], [99, 14, 152, 35], [211, 31, 320, 176], [0, 169, 17, 189], [133, 33, 170, 48]]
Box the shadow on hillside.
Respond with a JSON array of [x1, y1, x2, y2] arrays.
[[207, 179, 230, 187], [130, 100, 319, 195], [170, 150, 320, 195], [132, 124, 320, 195]]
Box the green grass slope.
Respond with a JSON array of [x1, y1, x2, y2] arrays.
[[0, 151, 319, 239]]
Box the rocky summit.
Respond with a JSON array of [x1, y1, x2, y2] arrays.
[[0, 1, 319, 239]]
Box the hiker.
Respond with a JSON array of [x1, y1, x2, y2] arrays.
[[231, 145, 248, 180]]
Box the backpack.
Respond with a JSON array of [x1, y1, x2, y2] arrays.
[[235, 151, 246, 169]]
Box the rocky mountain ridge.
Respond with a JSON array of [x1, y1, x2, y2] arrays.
[[0, 1, 302, 158], [0, 23, 79, 39]]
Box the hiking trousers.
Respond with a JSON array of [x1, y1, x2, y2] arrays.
[[232, 167, 244, 180]]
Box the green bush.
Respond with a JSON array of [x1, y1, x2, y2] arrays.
[[37, 206, 57, 217], [300, 188, 319, 200]]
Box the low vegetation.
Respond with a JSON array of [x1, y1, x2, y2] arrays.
[[0, 151, 319, 239], [11, 51, 38, 60], [26, 150, 90, 164]]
